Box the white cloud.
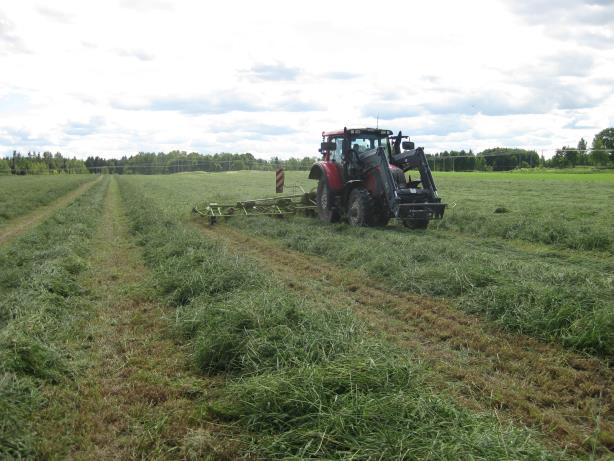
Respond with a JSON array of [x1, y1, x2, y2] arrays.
[[114, 47, 155, 61], [0, 0, 613, 159], [36, 6, 72, 23], [0, 10, 28, 54], [243, 62, 302, 81]]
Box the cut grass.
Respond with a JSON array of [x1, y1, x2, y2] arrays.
[[118, 176, 572, 460], [31, 177, 238, 460], [431, 172, 614, 252], [211, 353, 560, 460], [228, 215, 614, 359], [124, 172, 614, 360], [123, 171, 613, 358], [0, 174, 95, 227], [177, 288, 363, 376], [114, 169, 614, 253], [195, 223, 614, 455], [0, 177, 108, 458]]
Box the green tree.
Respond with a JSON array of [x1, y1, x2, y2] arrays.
[[562, 146, 578, 167], [0, 159, 11, 175], [590, 137, 609, 166], [592, 128, 614, 164], [576, 138, 589, 165]]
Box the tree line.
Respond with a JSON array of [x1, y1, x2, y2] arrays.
[[0, 151, 89, 175], [427, 148, 541, 171], [84, 151, 318, 174], [429, 128, 614, 171], [549, 128, 614, 168], [2, 128, 612, 175]]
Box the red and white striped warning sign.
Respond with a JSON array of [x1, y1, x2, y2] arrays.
[[275, 168, 284, 193]]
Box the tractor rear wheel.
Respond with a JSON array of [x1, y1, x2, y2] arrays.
[[316, 178, 340, 223], [348, 187, 375, 226], [403, 219, 429, 229]]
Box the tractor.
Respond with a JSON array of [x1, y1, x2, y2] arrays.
[[193, 127, 445, 229], [309, 127, 445, 228]]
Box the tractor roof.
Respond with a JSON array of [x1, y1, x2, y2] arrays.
[[323, 128, 393, 137]]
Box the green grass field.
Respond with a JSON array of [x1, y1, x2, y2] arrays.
[[0, 170, 612, 459], [123, 170, 614, 358], [0, 175, 95, 226]]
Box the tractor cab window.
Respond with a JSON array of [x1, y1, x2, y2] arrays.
[[330, 137, 344, 163], [350, 135, 390, 157]]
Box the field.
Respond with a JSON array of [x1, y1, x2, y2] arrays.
[[0, 175, 95, 226], [0, 170, 613, 460]]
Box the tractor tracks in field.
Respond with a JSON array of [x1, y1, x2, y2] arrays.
[[197, 223, 614, 455], [36, 178, 235, 460], [0, 177, 101, 246]]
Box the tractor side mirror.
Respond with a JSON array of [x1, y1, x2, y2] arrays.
[[402, 141, 415, 150], [320, 141, 337, 153]]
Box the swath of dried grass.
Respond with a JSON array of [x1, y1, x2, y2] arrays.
[[198, 223, 613, 455], [0, 177, 101, 246], [36, 179, 238, 461]]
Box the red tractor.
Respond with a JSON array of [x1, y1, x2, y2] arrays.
[[308, 127, 445, 228]]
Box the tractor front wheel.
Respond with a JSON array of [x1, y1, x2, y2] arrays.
[[373, 200, 390, 227], [348, 187, 375, 226], [316, 178, 340, 223]]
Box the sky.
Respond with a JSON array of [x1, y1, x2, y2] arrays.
[[0, 0, 613, 160]]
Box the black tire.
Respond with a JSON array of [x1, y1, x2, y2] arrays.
[[373, 199, 390, 227], [374, 210, 390, 227], [403, 219, 429, 229], [316, 178, 340, 223], [348, 187, 375, 226]]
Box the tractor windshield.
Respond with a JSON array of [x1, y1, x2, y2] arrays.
[[350, 134, 390, 156]]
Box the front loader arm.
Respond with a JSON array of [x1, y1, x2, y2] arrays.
[[391, 147, 438, 194], [357, 147, 400, 215]]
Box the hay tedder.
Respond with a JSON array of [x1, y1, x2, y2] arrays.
[[193, 189, 317, 225], [193, 127, 446, 228]]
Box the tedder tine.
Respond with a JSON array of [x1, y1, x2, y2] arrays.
[[193, 192, 317, 224]]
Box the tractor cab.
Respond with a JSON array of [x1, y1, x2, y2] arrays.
[[309, 127, 445, 228]]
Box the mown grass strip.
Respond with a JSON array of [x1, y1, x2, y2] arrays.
[[0, 174, 96, 227], [0, 177, 101, 246], [30, 177, 241, 460], [228, 215, 614, 361], [118, 176, 572, 460], [109, 172, 614, 359], [196, 224, 614, 454], [0, 177, 108, 459]]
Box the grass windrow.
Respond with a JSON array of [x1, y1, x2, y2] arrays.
[[117, 175, 574, 460], [0, 177, 108, 458], [0, 175, 96, 227]]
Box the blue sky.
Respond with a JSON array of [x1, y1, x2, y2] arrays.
[[1, 0, 613, 159]]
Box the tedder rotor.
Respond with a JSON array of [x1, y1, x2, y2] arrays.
[[192, 188, 317, 225], [193, 127, 446, 229]]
